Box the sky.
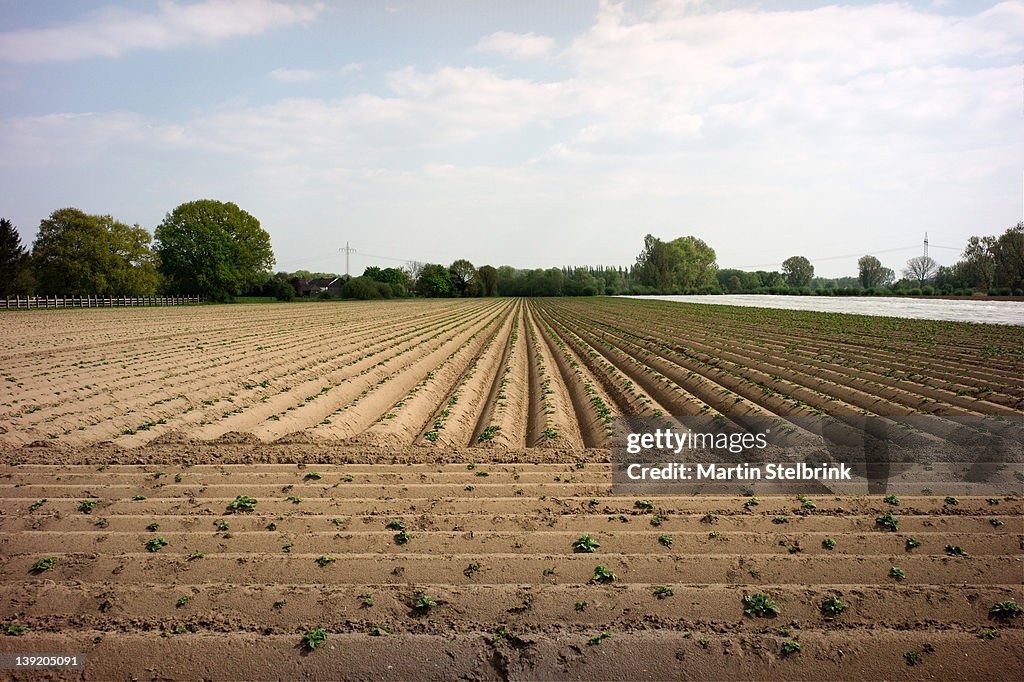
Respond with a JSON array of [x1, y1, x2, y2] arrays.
[[0, 0, 1021, 278]]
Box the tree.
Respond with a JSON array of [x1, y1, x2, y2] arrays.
[[448, 259, 477, 297], [598, 267, 625, 295], [540, 268, 565, 296], [857, 255, 894, 289], [565, 268, 599, 296], [782, 256, 814, 288], [33, 208, 110, 295], [362, 266, 409, 296], [992, 223, 1024, 291], [960, 235, 997, 290], [104, 217, 160, 295], [32, 208, 158, 296], [378, 267, 410, 297], [934, 265, 967, 292], [155, 200, 274, 301], [477, 265, 498, 296], [273, 281, 295, 301], [342, 276, 391, 300], [362, 266, 385, 281], [636, 235, 681, 291], [0, 218, 31, 296], [416, 263, 452, 297], [903, 255, 938, 288], [754, 270, 784, 289], [496, 265, 518, 296], [404, 261, 425, 284], [635, 234, 718, 292], [670, 236, 717, 290]]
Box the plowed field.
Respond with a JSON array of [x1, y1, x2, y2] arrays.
[[1, 298, 1021, 680]]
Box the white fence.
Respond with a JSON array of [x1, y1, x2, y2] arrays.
[[1, 295, 204, 309]]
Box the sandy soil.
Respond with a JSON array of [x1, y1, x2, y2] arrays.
[[0, 299, 1021, 680]]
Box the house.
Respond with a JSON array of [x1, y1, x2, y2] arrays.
[[299, 276, 348, 298]]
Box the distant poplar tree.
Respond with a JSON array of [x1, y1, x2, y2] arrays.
[[0, 218, 30, 295]]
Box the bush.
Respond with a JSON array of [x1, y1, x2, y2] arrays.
[[341, 276, 392, 300], [273, 281, 295, 301]]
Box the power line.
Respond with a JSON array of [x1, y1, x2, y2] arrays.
[[733, 245, 922, 270], [358, 251, 420, 264]]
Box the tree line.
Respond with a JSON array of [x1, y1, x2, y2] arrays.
[[1, 201, 273, 301], [715, 225, 1023, 297], [312, 226, 1022, 300], [3, 201, 1021, 300]]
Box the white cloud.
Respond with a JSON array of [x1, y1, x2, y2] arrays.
[[268, 63, 361, 83], [3, 1, 1022, 276], [558, 1, 1023, 150], [269, 68, 326, 83], [0, 0, 324, 63], [0, 111, 186, 167], [220, 68, 568, 159], [473, 31, 555, 60], [0, 64, 575, 170]]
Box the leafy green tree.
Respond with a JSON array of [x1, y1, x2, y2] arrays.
[[416, 263, 452, 297], [32, 208, 158, 296], [636, 234, 717, 292], [992, 222, 1023, 291], [598, 268, 625, 295], [753, 271, 783, 289], [540, 268, 565, 296], [960, 235, 997, 290], [362, 266, 385, 281], [635, 235, 680, 291], [782, 256, 814, 288], [379, 268, 410, 297], [934, 265, 967, 292], [565, 268, 599, 296], [477, 265, 498, 296], [33, 208, 111, 295], [273, 281, 295, 301], [857, 255, 894, 289], [155, 200, 274, 301], [104, 217, 160, 295], [670, 236, 717, 289], [449, 259, 477, 297], [717, 268, 745, 292], [361, 266, 409, 296], [0, 218, 32, 295], [342, 276, 391, 299]]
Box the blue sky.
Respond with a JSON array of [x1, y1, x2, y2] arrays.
[[1, 0, 1021, 277]]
